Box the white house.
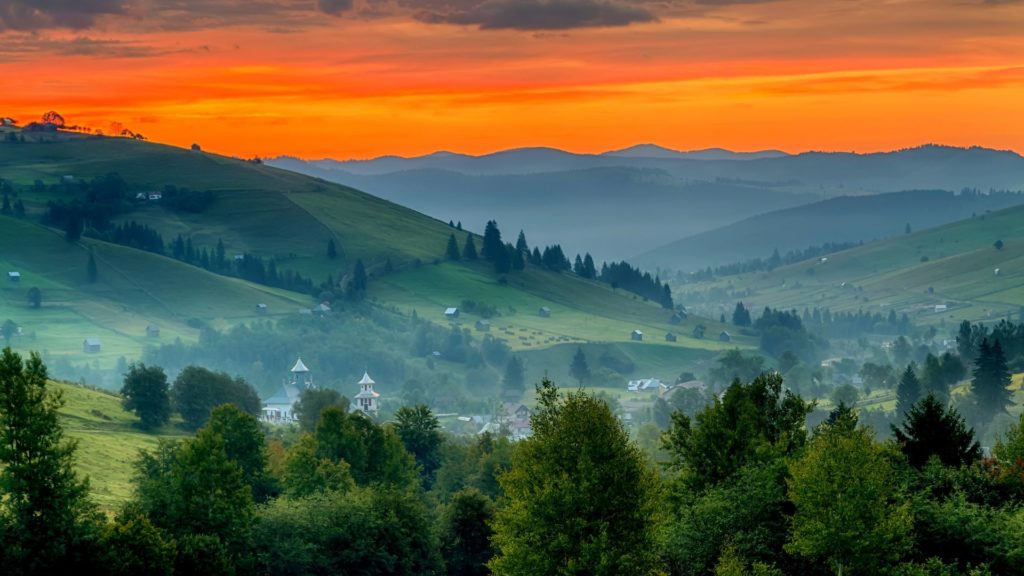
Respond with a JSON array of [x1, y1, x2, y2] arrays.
[[627, 378, 662, 393]]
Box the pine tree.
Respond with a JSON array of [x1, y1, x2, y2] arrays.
[[1, 193, 10, 215], [732, 302, 751, 327], [494, 243, 513, 274], [86, 252, 98, 283], [892, 394, 980, 468], [511, 247, 525, 271], [463, 235, 478, 260], [348, 259, 367, 300], [445, 233, 461, 261], [327, 238, 337, 260], [573, 255, 584, 275], [515, 230, 528, 254], [503, 356, 525, 394], [570, 347, 590, 385], [895, 364, 920, 418], [582, 253, 596, 279], [482, 220, 503, 262], [216, 239, 226, 270], [970, 338, 1012, 424]]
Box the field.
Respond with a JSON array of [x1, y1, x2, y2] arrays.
[[675, 204, 1024, 328], [54, 380, 189, 511]]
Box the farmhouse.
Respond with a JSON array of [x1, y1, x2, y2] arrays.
[[82, 338, 102, 353], [538, 306, 551, 318], [631, 329, 643, 341], [255, 303, 268, 313], [719, 330, 732, 342], [670, 310, 687, 324], [145, 324, 160, 338], [934, 304, 948, 313], [475, 319, 491, 331], [445, 307, 459, 319], [7, 271, 20, 282], [665, 332, 677, 342], [627, 378, 662, 393]]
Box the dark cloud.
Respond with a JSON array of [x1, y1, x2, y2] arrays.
[[318, 0, 356, 15], [0, 34, 169, 59], [414, 0, 657, 30], [0, 0, 129, 31]]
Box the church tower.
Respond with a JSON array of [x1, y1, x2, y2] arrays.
[[354, 371, 379, 414], [291, 357, 313, 389]]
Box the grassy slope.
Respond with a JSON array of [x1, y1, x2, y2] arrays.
[[54, 380, 189, 511], [675, 204, 1024, 327], [0, 215, 308, 369]]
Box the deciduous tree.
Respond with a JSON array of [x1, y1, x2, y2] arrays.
[[120, 363, 171, 431]]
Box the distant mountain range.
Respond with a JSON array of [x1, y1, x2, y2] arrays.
[[269, 144, 1024, 262]]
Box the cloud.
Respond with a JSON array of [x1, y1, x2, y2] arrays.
[[0, 0, 130, 30], [414, 0, 657, 30], [318, 0, 356, 15]]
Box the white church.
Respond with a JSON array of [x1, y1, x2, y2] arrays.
[[261, 357, 379, 422]]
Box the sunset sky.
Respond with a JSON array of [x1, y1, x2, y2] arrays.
[[2, 0, 1023, 158]]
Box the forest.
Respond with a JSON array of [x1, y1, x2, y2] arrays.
[[3, 336, 1024, 576]]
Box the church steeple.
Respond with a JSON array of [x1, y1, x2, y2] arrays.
[[290, 357, 313, 389], [354, 371, 379, 414]]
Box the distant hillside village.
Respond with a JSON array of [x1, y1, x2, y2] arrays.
[[260, 357, 533, 440]]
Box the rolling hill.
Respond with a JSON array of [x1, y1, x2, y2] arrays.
[[672, 202, 1024, 327], [0, 129, 742, 393], [637, 189, 1024, 272]]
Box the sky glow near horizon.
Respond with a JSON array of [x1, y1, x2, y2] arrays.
[[2, 0, 1023, 158]]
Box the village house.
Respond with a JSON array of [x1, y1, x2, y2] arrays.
[[631, 329, 643, 341], [445, 307, 460, 319], [538, 306, 551, 318], [627, 378, 662, 393], [7, 271, 20, 282], [82, 338, 102, 354], [145, 324, 160, 338], [475, 319, 491, 331]]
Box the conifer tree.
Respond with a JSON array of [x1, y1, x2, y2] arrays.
[[511, 247, 525, 271], [970, 338, 1012, 423], [327, 238, 337, 260], [463, 235, 478, 260], [515, 230, 528, 254], [445, 233, 461, 261], [895, 364, 920, 418], [892, 394, 980, 468], [482, 220, 503, 261], [582, 253, 596, 279], [570, 346, 590, 385]]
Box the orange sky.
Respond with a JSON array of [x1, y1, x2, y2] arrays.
[[2, 0, 1024, 158]]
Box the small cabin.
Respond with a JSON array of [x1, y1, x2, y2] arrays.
[[7, 271, 20, 282], [83, 338, 102, 354], [445, 307, 460, 319], [934, 304, 948, 313], [145, 324, 160, 338], [719, 330, 732, 342], [631, 329, 644, 342], [475, 319, 491, 331], [255, 303, 268, 313], [670, 311, 687, 324], [665, 332, 677, 342], [538, 306, 551, 318]]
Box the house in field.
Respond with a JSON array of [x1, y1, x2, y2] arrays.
[[670, 310, 687, 324], [475, 319, 491, 331], [665, 332, 677, 342], [631, 329, 643, 341], [354, 372, 380, 415], [82, 338, 102, 354], [934, 304, 948, 313], [7, 271, 20, 282], [145, 324, 160, 338], [445, 307, 459, 319], [719, 330, 732, 342], [255, 303, 268, 313], [538, 306, 551, 318]]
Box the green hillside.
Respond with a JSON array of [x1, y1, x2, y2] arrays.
[[53, 380, 189, 511], [1, 131, 745, 394], [674, 203, 1024, 327]]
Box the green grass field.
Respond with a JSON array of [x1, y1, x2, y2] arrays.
[[675, 204, 1024, 328], [53, 380, 189, 511]]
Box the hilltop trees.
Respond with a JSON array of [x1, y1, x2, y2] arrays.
[[120, 363, 171, 431], [489, 379, 663, 576], [463, 234, 478, 260], [0, 349, 98, 573], [172, 366, 260, 430], [732, 302, 752, 327], [446, 233, 461, 260]]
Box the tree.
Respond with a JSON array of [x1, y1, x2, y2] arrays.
[[172, 365, 261, 430], [97, 514, 176, 576], [970, 338, 1012, 424], [206, 404, 276, 502], [394, 404, 444, 486], [786, 422, 913, 575], [26, 286, 41, 309], [569, 346, 590, 385], [446, 233, 461, 260], [503, 356, 525, 395], [121, 363, 171, 431], [42, 110, 66, 127], [778, 351, 799, 374], [663, 372, 813, 491], [515, 230, 528, 254], [994, 239, 1004, 251], [86, 252, 97, 283], [347, 259, 367, 300], [0, 348, 98, 573], [489, 379, 663, 576], [327, 237, 337, 259], [440, 488, 495, 576], [831, 384, 859, 407], [293, 387, 349, 433], [896, 364, 920, 418], [482, 220, 503, 262], [463, 234, 478, 260], [892, 394, 980, 469], [733, 302, 752, 327], [63, 211, 83, 242], [1, 319, 16, 345], [1, 193, 10, 215]]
